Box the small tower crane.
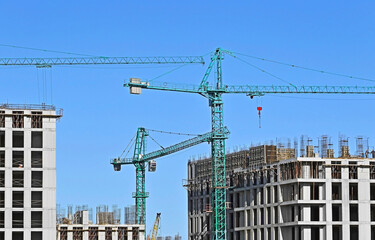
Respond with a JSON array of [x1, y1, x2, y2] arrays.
[[111, 127, 229, 237]]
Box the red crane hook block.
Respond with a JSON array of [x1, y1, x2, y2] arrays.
[[257, 106, 262, 116]]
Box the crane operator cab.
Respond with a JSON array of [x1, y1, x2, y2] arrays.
[[112, 158, 122, 171]]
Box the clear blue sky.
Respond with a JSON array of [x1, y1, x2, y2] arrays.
[[1, 1, 375, 238]]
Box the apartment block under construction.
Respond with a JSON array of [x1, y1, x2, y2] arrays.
[[186, 136, 375, 240], [56, 205, 144, 240]]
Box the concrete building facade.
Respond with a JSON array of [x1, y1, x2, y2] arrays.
[[0, 104, 61, 240], [187, 145, 375, 240], [57, 210, 145, 240]]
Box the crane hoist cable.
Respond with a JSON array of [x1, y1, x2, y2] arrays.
[[119, 134, 137, 158], [231, 51, 375, 83]]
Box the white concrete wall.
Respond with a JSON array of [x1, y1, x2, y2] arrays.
[[0, 108, 57, 240]]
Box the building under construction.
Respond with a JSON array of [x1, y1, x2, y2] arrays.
[[186, 136, 375, 240], [56, 205, 144, 240]]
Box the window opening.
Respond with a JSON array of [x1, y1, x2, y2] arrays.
[[118, 227, 128, 240], [12, 151, 24, 168], [31, 192, 42, 208], [12, 191, 23, 208], [12, 211, 23, 228], [0, 111, 4, 128], [73, 227, 83, 240], [350, 204, 359, 221], [349, 162, 358, 179], [12, 131, 24, 148], [0, 132, 4, 147], [88, 227, 98, 240], [12, 171, 23, 188], [332, 204, 342, 221], [31, 211, 42, 228], [0, 151, 4, 168], [349, 183, 358, 200], [31, 112, 42, 128], [31, 152, 42, 168], [31, 171, 42, 188], [332, 183, 342, 200], [31, 232, 42, 240], [31, 132, 42, 148], [12, 111, 24, 128]]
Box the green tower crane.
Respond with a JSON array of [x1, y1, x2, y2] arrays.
[[111, 127, 229, 237], [123, 48, 375, 240]]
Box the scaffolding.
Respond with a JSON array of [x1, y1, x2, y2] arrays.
[[356, 136, 364, 157], [125, 205, 136, 224], [339, 135, 350, 158], [96, 205, 121, 225]]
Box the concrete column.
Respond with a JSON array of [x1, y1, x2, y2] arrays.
[[301, 227, 310, 240]]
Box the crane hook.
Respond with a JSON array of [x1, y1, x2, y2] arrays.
[[257, 106, 262, 128]]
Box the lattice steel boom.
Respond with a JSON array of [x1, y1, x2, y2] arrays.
[[0, 56, 205, 67]]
